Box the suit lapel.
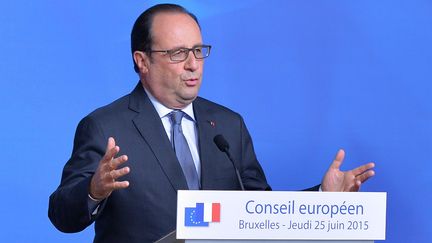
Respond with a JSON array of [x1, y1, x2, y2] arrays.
[[129, 83, 188, 191], [193, 99, 220, 189]]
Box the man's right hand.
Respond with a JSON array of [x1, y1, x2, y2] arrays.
[[89, 137, 130, 200]]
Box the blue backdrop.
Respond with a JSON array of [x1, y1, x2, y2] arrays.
[[1, 0, 430, 242]]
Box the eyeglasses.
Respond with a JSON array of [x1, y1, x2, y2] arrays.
[[149, 45, 212, 62]]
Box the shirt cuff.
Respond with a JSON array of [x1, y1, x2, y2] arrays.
[[88, 194, 101, 215]]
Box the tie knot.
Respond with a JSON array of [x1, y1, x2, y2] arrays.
[[169, 110, 184, 125]]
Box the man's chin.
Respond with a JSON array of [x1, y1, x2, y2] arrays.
[[178, 94, 198, 105]]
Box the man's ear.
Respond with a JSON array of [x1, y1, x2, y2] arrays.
[[133, 51, 149, 73]]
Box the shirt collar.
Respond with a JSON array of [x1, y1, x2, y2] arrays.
[[144, 87, 196, 121]]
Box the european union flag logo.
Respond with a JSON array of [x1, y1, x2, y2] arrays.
[[185, 203, 209, 227]]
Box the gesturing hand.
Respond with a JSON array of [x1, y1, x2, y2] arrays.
[[321, 149, 375, 192], [89, 137, 130, 200]]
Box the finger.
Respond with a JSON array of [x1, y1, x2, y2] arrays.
[[101, 138, 119, 164], [351, 162, 375, 176], [330, 149, 345, 170], [111, 180, 130, 190], [106, 137, 115, 151], [100, 147, 120, 172], [104, 137, 116, 159], [110, 166, 130, 180], [350, 180, 362, 192], [356, 169, 375, 183], [111, 155, 128, 169]]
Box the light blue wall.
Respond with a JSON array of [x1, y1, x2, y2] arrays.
[[1, 0, 430, 242]]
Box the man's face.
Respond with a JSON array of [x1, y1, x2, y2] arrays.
[[139, 12, 204, 109]]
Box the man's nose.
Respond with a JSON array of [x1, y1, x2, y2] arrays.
[[184, 51, 199, 71]]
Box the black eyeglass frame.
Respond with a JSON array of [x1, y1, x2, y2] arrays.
[[149, 44, 212, 62]]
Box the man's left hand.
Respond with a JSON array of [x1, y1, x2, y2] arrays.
[[321, 149, 375, 192]]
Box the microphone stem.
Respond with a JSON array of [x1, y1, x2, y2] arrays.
[[226, 150, 245, 191]]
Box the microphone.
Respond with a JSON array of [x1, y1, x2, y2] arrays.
[[213, 135, 245, 190]]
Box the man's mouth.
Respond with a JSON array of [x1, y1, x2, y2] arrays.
[[184, 78, 199, 86]]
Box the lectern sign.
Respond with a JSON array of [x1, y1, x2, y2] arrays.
[[176, 191, 386, 240]]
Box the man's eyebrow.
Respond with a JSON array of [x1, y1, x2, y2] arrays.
[[167, 44, 205, 50]]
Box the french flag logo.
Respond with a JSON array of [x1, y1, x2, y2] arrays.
[[184, 203, 221, 227]]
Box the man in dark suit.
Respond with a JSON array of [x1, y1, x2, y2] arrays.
[[49, 4, 375, 243]]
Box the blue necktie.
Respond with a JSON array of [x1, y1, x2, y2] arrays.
[[169, 110, 200, 190]]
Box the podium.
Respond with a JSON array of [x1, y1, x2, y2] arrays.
[[157, 191, 386, 243]]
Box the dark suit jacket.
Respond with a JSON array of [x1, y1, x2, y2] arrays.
[[49, 83, 271, 242]]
